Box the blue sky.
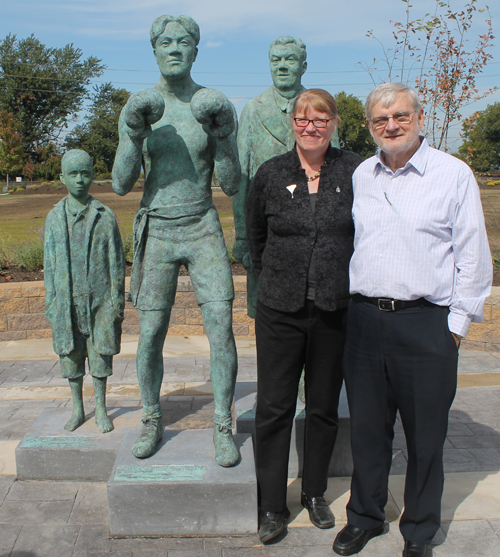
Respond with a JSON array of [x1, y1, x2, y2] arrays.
[[3, 0, 500, 149]]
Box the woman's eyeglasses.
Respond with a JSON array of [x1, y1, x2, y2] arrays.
[[293, 117, 332, 129]]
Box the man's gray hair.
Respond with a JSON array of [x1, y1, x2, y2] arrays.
[[150, 15, 200, 49], [269, 36, 307, 62], [61, 150, 93, 174], [365, 83, 422, 120]]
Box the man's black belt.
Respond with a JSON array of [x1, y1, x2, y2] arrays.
[[354, 294, 435, 312]]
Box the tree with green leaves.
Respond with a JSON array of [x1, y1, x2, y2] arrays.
[[0, 34, 104, 164], [65, 83, 130, 175], [335, 92, 377, 159], [360, 0, 496, 151], [0, 110, 23, 189], [458, 102, 500, 172]]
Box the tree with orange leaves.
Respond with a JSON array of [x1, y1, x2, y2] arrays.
[[360, 0, 496, 151]]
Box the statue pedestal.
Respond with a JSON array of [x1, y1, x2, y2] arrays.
[[107, 429, 257, 537], [16, 407, 142, 481], [235, 382, 353, 477]]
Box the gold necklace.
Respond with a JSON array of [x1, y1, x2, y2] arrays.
[[306, 170, 321, 182], [305, 161, 326, 182]]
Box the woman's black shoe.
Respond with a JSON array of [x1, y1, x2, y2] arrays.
[[301, 492, 335, 528], [258, 508, 290, 543]]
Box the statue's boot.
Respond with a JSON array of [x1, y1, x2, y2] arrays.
[[213, 412, 239, 467], [132, 404, 163, 459]]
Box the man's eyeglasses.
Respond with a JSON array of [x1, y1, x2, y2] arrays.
[[293, 117, 332, 129], [369, 111, 416, 129]]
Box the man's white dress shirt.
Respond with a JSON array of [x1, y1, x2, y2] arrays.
[[349, 137, 492, 338]]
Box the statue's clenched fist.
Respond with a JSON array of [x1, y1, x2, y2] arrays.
[[122, 89, 165, 139], [190, 88, 235, 139]]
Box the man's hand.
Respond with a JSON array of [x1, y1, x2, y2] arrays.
[[122, 89, 165, 140], [452, 333, 462, 348], [190, 89, 235, 139]]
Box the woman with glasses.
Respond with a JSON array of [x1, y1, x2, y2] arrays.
[[246, 89, 362, 543]]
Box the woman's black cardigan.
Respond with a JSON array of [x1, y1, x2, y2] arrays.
[[246, 145, 362, 313]]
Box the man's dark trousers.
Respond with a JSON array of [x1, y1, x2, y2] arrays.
[[343, 296, 458, 544]]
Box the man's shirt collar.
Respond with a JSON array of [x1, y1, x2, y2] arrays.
[[373, 136, 429, 177]]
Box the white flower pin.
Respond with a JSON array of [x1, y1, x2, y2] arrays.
[[286, 184, 297, 198]]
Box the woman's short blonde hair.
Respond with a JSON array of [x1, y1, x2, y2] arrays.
[[291, 89, 337, 118]]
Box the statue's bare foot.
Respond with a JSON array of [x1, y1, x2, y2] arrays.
[[214, 425, 239, 467], [95, 409, 114, 434], [132, 418, 163, 459], [64, 410, 85, 432]]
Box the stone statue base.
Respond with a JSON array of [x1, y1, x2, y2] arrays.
[[235, 382, 353, 477], [16, 407, 142, 481], [107, 429, 257, 537]]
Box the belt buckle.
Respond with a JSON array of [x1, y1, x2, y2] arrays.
[[378, 298, 395, 311]]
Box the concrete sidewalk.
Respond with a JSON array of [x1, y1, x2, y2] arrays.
[[0, 337, 500, 556]]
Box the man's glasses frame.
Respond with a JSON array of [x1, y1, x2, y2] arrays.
[[293, 117, 333, 129], [369, 111, 417, 129]]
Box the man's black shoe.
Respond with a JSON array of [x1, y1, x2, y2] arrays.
[[403, 540, 432, 556], [258, 508, 290, 544], [333, 523, 385, 555], [301, 492, 335, 529]]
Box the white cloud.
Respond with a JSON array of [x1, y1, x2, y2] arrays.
[[206, 41, 223, 48]]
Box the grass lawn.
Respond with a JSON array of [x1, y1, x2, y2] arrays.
[[0, 184, 237, 267]]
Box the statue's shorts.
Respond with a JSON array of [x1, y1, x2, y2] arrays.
[[59, 329, 113, 379], [134, 206, 234, 310]]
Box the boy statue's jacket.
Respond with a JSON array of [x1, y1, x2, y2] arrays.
[[44, 196, 125, 356]]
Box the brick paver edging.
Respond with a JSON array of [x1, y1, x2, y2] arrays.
[[0, 276, 254, 341]]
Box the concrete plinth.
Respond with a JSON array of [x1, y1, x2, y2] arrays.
[[235, 381, 353, 477], [16, 406, 141, 481], [107, 429, 257, 537]]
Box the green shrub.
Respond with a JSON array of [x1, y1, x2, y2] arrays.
[[134, 182, 142, 188], [32, 185, 38, 191], [41, 182, 50, 187], [0, 242, 8, 269], [15, 187, 24, 192], [10, 239, 44, 271], [121, 229, 134, 263]]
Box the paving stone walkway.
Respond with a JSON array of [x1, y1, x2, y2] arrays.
[[0, 347, 499, 556]]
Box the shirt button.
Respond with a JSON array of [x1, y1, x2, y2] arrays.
[[376, 281, 380, 285], [382, 228, 386, 232], [309, 232, 316, 238], [378, 254, 382, 258]]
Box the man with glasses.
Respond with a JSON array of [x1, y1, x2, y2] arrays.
[[333, 83, 491, 557]]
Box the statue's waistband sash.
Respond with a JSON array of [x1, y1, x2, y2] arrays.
[[129, 195, 214, 306]]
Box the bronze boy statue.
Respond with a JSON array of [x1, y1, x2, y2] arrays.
[[44, 149, 125, 433]]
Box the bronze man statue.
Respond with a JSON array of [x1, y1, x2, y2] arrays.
[[112, 15, 241, 467]]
